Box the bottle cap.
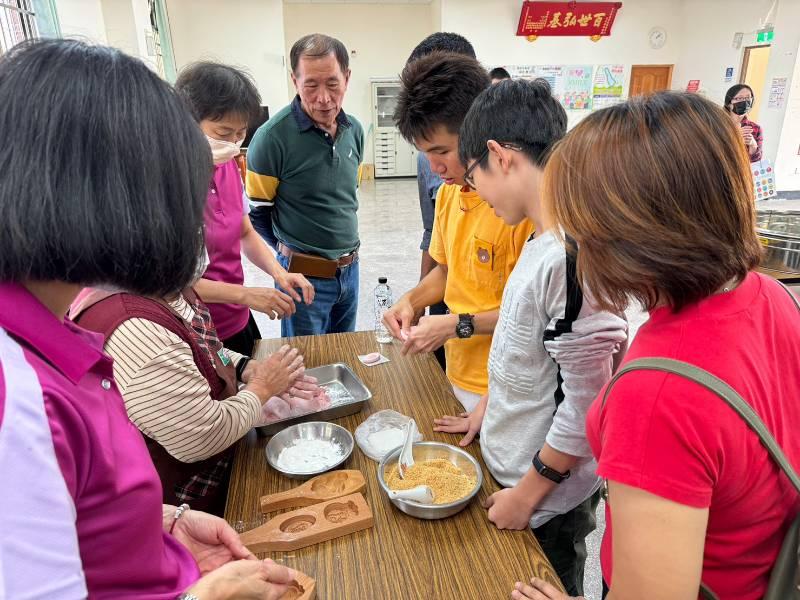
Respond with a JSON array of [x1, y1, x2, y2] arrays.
[[378, 277, 388, 284]]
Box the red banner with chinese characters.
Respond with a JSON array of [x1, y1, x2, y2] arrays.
[[517, 2, 623, 41]]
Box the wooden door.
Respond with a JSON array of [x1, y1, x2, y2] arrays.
[[630, 65, 674, 96], [741, 45, 771, 120]]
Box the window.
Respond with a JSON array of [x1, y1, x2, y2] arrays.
[[0, 0, 59, 56], [148, 0, 176, 81], [0, 0, 38, 54]]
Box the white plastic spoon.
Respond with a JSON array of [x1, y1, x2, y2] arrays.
[[397, 420, 415, 479], [388, 485, 435, 504]]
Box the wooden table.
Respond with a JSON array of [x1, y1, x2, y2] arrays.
[[226, 331, 562, 599]]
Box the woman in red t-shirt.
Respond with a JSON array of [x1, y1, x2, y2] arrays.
[[513, 92, 800, 600]]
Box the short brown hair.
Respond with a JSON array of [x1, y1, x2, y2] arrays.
[[546, 91, 762, 313], [290, 33, 349, 76], [394, 51, 490, 143]]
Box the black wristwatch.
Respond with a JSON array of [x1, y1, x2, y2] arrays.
[[455, 313, 475, 339], [533, 450, 571, 484]]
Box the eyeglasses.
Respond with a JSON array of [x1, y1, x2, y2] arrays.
[[463, 142, 523, 189]]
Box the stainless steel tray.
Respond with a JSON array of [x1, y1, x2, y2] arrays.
[[256, 363, 371, 437]]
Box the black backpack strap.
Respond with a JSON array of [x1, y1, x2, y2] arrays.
[[603, 357, 800, 495]]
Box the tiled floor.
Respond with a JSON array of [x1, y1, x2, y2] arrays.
[[244, 177, 649, 599]]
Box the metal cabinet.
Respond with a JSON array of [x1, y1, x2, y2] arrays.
[[372, 79, 418, 178]]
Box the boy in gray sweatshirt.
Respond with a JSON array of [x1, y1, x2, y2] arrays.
[[434, 79, 627, 596]]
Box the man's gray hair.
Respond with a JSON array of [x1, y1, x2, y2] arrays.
[[290, 33, 349, 75]]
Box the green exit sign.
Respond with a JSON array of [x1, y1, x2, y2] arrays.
[[757, 30, 774, 43]]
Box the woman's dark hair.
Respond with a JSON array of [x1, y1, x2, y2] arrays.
[[724, 83, 755, 112], [0, 39, 211, 296], [489, 67, 511, 81], [290, 33, 349, 76], [459, 78, 567, 168], [546, 91, 762, 313], [175, 61, 261, 124], [395, 51, 490, 143], [407, 32, 476, 63]]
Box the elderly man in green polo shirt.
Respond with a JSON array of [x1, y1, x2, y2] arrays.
[[247, 33, 364, 337]]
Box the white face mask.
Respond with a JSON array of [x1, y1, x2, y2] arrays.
[[206, 135, 243, 165]]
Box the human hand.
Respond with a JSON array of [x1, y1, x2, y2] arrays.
[[275, 270, 315, 305], [245, 345, 304, 401], [741, 126, 756, 147], [401, 314, 457, 356], [245, 287, 295, 319], [511, 577, 582, 600], [170, 509, 254, 575], [382, 296, 416, 340], [484, 486, 539, 530], [433, 395, 486, 446], [184, 558, 295, 600]]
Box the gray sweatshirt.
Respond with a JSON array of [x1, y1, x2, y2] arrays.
[[481, 229, 628, 528]]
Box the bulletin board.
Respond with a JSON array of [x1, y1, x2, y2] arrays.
[[500, 63, 626, 112]]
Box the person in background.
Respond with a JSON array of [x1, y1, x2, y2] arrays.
[[406, 32, 477, 370], [384, 52, 533, 412], [435, 78, 626, 596], [246, 34, 364, 337], [515, 93, 800, 600], [724, 83, 763, 162], [175, 62, 314, 355], [489, 66, 511, 84], [0, 39, 293, 599]]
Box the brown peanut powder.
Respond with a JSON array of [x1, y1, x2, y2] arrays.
[[386, 459, 476, 505]]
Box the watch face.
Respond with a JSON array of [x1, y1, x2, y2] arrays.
[[456, 320, 474, 338]]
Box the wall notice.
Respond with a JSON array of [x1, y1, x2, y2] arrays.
[[503, 64, 593, 110], [768, 77, 788, 109], [724, 67, 734, 82], [592, 64, 625, 109]]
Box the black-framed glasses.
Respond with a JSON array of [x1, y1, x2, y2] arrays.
[[463, 142, 524, 189]]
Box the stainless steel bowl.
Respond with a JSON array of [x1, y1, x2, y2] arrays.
[[266, 421, 354, 480], [377, 441, 483, 519]]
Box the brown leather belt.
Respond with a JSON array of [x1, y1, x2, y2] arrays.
[[277, 243, 358, 266]]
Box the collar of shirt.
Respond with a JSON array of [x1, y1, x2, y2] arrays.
[[0, 282, 107, 384], [291, 95, 351, 133]]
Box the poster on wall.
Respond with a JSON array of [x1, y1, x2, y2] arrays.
[[502, 64, 594, 110], [592, 64, 625, 109], [768, 77, 788, 109], [535, 65, 563, 91], [562, 66, 594, 109]]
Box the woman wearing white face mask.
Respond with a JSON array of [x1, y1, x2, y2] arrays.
[[176, 62, 315, 356], [724, 83, 763, 162]]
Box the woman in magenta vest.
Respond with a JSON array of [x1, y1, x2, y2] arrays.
[[176, 62, 314, 355], [0, 39, 295, 599]]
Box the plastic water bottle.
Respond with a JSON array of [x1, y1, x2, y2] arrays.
[[374, 277, 393, 344]]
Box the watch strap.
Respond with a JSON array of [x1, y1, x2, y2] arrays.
[[533, 450, 570, 484]]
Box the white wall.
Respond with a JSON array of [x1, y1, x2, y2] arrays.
[[165, 0, 288, 114], [283, 2, 435, 139], [441, 0, 683, 127], [55, 0, 156, 70], [441, 0, 799, 189], [100, 0, 156, 70], [759, 0, 800, 191], [673, 0, 774, 107], [55, 0, 107, 42]]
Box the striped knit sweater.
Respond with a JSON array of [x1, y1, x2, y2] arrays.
[[104, 295, 261, 463]]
